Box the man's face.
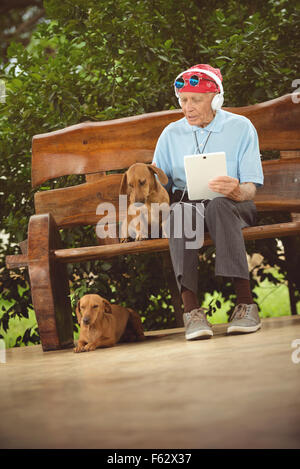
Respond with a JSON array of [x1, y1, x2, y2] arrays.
[[179, 92, 216, 127]]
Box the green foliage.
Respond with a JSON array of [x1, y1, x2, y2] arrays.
[[1, 0, 299, 346]]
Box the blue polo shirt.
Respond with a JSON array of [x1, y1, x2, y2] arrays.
[[152, 109, 264, 193]]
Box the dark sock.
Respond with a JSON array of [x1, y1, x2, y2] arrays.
[[232, 277, 253, 305], [181, 287, 199, 313]]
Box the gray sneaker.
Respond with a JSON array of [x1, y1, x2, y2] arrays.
[[183, 308, 213, 340], [227, 303, 261, 334]]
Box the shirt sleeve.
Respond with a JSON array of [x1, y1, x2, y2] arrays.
[[152, 128, 172, 192], [238, 121, 264, 188]]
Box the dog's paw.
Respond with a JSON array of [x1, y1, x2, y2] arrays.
[[135, 233, 148, 242], [84, 343, 97, 352], [120, 237, 130, 243], [74, 344, 86, 353]]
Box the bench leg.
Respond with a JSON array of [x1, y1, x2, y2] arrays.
[[28, 213, 74, 351]]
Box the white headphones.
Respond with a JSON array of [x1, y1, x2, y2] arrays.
[[174, 67, 224, 111]]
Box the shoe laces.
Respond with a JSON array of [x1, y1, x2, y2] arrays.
[[188, 307, 210, 323], [229, 304, 251, 321]]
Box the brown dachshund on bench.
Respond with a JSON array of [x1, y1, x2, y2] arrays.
[[74, 294, 145, 353], [119, 162, 170, 241]]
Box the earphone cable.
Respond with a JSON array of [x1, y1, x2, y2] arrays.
[[176, 127, 214, 217]]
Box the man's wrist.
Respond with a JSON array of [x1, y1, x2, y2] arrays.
[[237, 182, 256, 201], [229, 186, 244, 202]]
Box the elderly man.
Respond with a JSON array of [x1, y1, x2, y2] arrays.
[[152, 64, 264, 340]]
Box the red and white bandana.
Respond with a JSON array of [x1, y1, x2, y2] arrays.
[[176, 64, 223, 94]]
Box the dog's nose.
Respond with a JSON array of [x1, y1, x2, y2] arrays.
[[83, 317, 90, 325]]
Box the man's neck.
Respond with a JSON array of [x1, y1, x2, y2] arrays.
[[198, 111, 216, 128]]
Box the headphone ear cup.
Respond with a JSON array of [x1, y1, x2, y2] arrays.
[[211, 93, 224, 111]]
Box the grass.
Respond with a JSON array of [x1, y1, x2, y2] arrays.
[[204, 276, 300, 324], [0, 297, 36, 348], [1, 268, 299, 348], [204, 266, 300, 324]]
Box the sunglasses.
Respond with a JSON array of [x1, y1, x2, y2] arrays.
[[174, 74, 216, 90]]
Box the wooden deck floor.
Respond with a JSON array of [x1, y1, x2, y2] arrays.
[[1, 315, 300, 449]]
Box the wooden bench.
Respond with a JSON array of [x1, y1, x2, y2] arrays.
[[6, 93, 300, 351]]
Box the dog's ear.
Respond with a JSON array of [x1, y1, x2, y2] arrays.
[[103, 299, 112, 315], [75, 300, 82, 324], [148, 164, 168, 186], [119, 171, 128, 195]]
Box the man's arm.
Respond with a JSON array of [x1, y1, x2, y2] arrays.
[[208, 176, 256, 201], [238, 182, 257, 201]]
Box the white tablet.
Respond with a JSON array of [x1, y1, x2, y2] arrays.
[[184, 151, 227, 200]]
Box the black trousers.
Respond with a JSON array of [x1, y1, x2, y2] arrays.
[[168, 191, 257, 294]]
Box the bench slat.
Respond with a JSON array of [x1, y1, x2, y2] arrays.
[[31, 94, 300, 188], [34, 173, 122, 228], [255, 200, 300, 212], [255, 158, 300, 210], [53, 222, 300, 264], [6, 254, 28, 269], [7, 221, 300, 269], [32, 111, 181, 187], [33, 158, 300, 229]]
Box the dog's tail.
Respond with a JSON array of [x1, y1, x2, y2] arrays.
[[121, 309, 145, 342]]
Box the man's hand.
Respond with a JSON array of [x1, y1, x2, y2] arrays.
[[208, 176, 242, 201], [208, 176, 256, 202]]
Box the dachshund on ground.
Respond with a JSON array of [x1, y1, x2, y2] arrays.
[[119, 163, 170, 241], [74, 294, 145, 353]]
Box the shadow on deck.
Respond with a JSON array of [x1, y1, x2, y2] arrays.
[[1, 315, 300, 449]]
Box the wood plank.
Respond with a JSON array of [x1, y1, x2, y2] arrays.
[[1, 315, 300, 447], [228, 94, 300, 150], [280, 151, 300, 159], [31, 111, 182, 187], [254, 200, 300, 212], [85, 172, 106, 183], [7, 221, 300, 268], [5, 254, 28, 269], [34, 173, 123, 228], [28, 213, 74, 351], [33, 158, 300, 229], [55, 237, 170, 263], [31, 94, 300, 187], [2, 316, 300, 448], [54, 221, 300, 263], [254, 158, 300, 211]]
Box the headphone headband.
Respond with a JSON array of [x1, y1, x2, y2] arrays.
[[174, 67, 224, 97]]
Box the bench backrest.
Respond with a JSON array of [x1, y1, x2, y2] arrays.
[[32, 93, 300, 229]]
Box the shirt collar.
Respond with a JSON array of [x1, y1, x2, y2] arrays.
[[184, 109, 224, 133]]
